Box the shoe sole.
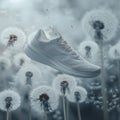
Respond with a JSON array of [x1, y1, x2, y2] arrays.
[[24, 43, 100, 78]]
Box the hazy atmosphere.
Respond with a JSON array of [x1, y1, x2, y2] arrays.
[[0, 0, 120, 120]]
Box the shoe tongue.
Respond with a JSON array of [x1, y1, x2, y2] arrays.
[[44, 27, 61, 40]]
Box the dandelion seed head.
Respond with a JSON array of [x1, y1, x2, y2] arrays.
[[30, 86, 59, 113], [1, 27, 26, 51], [67, 86, 87, 103], [78, 39, 100, 62], [52, 74, 77, 95], [0, 56, 11, 71], [81, 9, 118, 41], [0, 90, 21, 111], [108, 45, 120, 60], [25, 71, 33, 78], [15, 63, 42, 88], [13, 53, 31, 69]]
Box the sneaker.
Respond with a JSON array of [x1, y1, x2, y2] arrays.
[[24, 28, 101, 78]]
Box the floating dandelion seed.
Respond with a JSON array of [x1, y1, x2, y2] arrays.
[[0, 56, 11, 71], [0, 90, 21, 120], [13, 53, 31, 69], [78, 39, 100, 64], [30, 86, 59, 113], [1, 27, 26, 51], [81, 9, 118, 41], [52, 74, 77, 95], [15, 63, 42, 88]]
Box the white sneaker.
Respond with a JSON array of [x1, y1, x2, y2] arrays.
[[24, 28, 101, 78]]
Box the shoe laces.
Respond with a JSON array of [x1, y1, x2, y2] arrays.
[[45, 27, 80, 59], [58, 38, 79, 59]]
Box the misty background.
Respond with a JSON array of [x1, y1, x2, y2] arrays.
[[0, 0, 119, 120], [0, 0, 120, 48]]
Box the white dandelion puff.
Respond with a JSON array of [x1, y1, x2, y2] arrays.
[[52, 74, 77, 95], [81, 9, 118, 120], [78, 39, 100, 57], [78, 39, 100, 64], [2, 51, 12, 59], [81, 9, 118, 41], [0, 56, 11, 72], [52, 75, 77, 120], [109, 42, 120, 104], [30, 86, 59, 113], [116, 41, 120, 47], [0, 90, 21, 111], [108, 45, 120, 60], [1, 27, 26, 51], [15, 63, 42, 88], [67, 86, 87, 120], [13, 53, 31, 69], [67, 86, 87, 103]]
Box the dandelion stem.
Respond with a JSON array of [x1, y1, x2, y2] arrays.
[[6, 110, 9, 120], [18, 108, 23, 120], [77, 102, 82, 120], [116, 59, 120, 120], [99, 44, 109, 120], [41, 113, 48, 120], [66, 99, 69, 120], [29, 104, 32, 120], [116, 60, 120, 89], [2, 72, 7, 90], [62, 95, 67, 120], [45, 113, 48, 120]]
